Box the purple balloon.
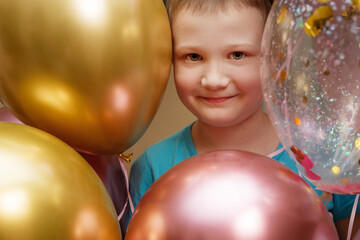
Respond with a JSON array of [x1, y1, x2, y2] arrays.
[[126, 150, 338, 240], [79, 153, 129, 239]]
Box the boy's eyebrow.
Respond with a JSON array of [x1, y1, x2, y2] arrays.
[[174, 45, 202, 52], [175, 43, 260, 52]]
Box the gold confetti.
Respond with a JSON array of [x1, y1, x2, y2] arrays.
[[358, 60, 360, 68], [323, 69, 330, 76], [119, 152, 133, 162], [341, 6, 355, 20], [294, 117, 301, 126], [305, 59, 310, 67], [277, 6, 288, 24], [302, 96, 308, 103], [318, 0, 331, 3], [355, 137, 360, 149], [279, 52, 285, 60], [305, 6, 334, 37], [353, 0, 360, 11], [342, 178, 350, 184], [332, 166, 340, 175], [280, 70, 287, 85]]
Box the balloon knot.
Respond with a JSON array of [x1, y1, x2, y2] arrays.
[[119, 153, 133, 163]]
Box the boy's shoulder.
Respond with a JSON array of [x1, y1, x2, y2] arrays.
[[145, 123, 194, 154], [131, 123, 196, 180]]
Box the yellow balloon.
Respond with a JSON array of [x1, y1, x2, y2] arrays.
[[0, 0, 172, 154], [0, 122, 122, 240]]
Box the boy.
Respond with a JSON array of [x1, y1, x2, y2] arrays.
[[128, 0, 360, 238]]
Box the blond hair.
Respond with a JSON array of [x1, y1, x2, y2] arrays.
[[165, 0, 271, 23]]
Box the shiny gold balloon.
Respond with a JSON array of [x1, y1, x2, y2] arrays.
[[0, 122, 122, 240], [0, 0, 172, 154]]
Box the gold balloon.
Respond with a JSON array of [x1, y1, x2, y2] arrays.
[[0, 122, 121, 240], [0, 0, 172, 154]]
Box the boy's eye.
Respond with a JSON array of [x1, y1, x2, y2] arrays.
[[186, 53, 202, 61], [231, 52, 245, 60]]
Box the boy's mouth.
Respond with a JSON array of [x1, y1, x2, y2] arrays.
[[200, 96, 235, 103]]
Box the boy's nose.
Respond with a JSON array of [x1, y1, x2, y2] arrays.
[[201, 66, 230, 90]]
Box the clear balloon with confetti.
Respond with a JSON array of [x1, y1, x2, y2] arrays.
[[261, 0, 360, 194]]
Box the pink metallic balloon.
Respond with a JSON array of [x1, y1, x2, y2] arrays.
[[0, 106, 23, 124], [126, 150, 339, 240]]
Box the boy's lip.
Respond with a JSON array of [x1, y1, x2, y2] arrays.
[[200, 95, 236, 103]]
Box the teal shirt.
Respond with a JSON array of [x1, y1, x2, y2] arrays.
[[128, 123, 360, 228]]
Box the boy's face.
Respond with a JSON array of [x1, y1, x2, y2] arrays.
[[172, 6, 265, 127]]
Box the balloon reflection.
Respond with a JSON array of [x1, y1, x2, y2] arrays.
[[73, 0, 107, 27], [0, 189, 29, 218], [233, 207, 264, 239]]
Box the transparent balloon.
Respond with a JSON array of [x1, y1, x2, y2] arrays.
[[261, 0, 360, 194]]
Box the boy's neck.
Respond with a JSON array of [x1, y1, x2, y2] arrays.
[[191, 107, 280, 156]]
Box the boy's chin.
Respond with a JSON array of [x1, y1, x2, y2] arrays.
[[198, 118, 240, 128]]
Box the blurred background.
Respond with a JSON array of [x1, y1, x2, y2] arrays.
[[123, 69, 195, 173]]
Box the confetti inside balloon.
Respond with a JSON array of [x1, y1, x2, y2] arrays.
[[261, 0, 360, 194]]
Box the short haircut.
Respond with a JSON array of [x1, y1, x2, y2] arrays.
[[165, 0, 272, 23]]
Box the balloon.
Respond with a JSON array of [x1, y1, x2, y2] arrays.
[[79, 153, 129, 239], [79, 153, 123, 185], [0, 106, 129, 238], [261, 0, 360, 194], [0, 0, 172, 155], [0, 122, 121, 240], [0, 107, 23, 124], [0, 106, 129, 237], [125, 150, 338, 240]]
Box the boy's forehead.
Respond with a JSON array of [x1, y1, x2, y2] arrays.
[[172, 6, 264, 49], [172, 4, 264, 25], [173, 2, 240, 15], [171, 2, 264, 23]]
